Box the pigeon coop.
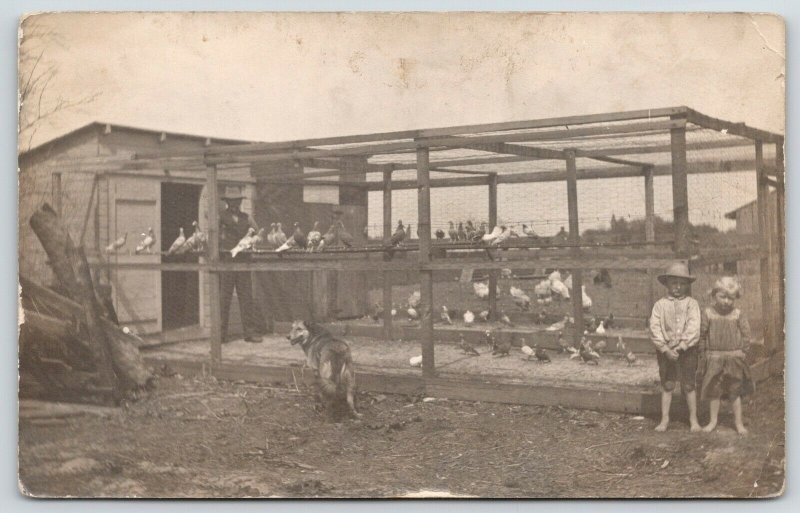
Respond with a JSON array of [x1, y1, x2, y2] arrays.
[[20, 107, 784, 410], [18, 122, 369, 345]]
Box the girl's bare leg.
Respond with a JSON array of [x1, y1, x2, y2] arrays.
[[686, 391, 701, 432], [733, 397, 748, 435], [703, 399, 720, 432], [655, 391, 672, 432]]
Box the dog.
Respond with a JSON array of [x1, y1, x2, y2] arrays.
[[287, 320, 361, 419]]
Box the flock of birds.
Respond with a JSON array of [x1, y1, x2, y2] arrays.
[[388, 219, 545, 248], [105, 221, 208, 256]]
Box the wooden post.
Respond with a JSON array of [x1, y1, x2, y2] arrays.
[[755, 141, 773, 350], [644, 165, 656, 310], [416, 145, 435, 378], [670, 119, 690, 256], [565, 150, 584, 347], [488, 173, 498, 319], [382, 169, 393, 341], [52, 172, 62, 217], [775, 142, 785, 349], [206, 165, 222, 366]]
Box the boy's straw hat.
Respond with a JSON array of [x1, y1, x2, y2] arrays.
[[657, 261, 696, 286], [221, 185, 245, 201]]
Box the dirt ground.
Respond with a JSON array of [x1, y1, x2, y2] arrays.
[[18, 371, 784, 498]]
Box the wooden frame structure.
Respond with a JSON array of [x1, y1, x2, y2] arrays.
[[78, 106, 783, 378]]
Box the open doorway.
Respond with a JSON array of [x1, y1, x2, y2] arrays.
[[161, 182, 202, 331]]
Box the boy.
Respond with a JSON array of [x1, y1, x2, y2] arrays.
[[649, 262, 701, 432]]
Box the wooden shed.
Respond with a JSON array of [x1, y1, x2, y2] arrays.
[[18, 123, 367, 343]]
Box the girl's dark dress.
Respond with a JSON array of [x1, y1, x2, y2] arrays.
[[698, 306, 754, 400]]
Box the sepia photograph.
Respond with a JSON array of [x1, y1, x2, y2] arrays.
[[16, 11, 785, 498]]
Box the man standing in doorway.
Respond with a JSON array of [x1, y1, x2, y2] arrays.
[[219, 185, 262, 343]]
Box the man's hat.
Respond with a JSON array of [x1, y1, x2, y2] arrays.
[[221, 185, 245, 201], [657, 261, 696, 286]]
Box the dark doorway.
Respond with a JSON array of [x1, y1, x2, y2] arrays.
[[161, 182, 202, 331]]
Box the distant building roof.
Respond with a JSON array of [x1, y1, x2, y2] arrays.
[[724, 190, 777, 220]]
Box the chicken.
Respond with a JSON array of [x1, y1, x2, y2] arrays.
[[593, 268, 613, 288], [499, 311, 514, 327], [317, 224, 336, 251], [435, 229, 445, 241], [471, 222, 486, 243], [567, 346, 581, 360], [509, 286, 525, 298], [546, 315, 571, 332], [370, 303, 383, 322], [478, 310, 490, 323], [232, 227, 257, 257], [491, 226, 512, 246], [407, 306, 419, 321], [579, 339, 601, 365], [595, 321, 606, 335], [306, 221, 322, 252], [291, 222, 307, 250], [274, 223, 288, 247], [482, 225, 503, 244], [266, 223, 277, 246], [473, 281, 489, 300], [534, 279, 552, 298], [459, 335, 480, 356], [564, 273, 573, 291], [520, 340, 534, 360], [522, 224, 538, 238], [512, 294, 531, 311], [408, 291, 421, 309], [391, 220, 406, 246], [615, 335, 627, 353], [463, 310, 475, 327], [105, 232, 127, 254], [534, 344, 551, 363], [582, 285, 593, 309], [557, 331, 571, 353], [448, 221, 458, 243], [625, 350, 637, 366], [441, 306, 453, 325], [166, 227, 187, 256], [337, 221, 354, 248], [409, 355, 423, 367], [604, 313, 616, 330], [135, 227, 155, 254], [550, 279, 570, 300], [491, 335, 511, 357], [457, 222, 467, 241]]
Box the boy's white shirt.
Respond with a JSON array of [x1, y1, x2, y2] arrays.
[[649, 295, 702, 353]]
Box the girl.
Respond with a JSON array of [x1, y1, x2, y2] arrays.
[[699, 277, 755, 435]]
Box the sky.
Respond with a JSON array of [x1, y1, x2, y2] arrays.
[[18, 12, 785, 234]]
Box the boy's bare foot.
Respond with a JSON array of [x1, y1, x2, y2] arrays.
[[655, 421, 669, 432], [736, 424, 749, 435], [690, 423, 702, 433], [702, 423, 717, 433]]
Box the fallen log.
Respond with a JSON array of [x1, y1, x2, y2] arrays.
[[28, 203, 154, 397]]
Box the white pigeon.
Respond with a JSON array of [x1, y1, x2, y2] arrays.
[[582, 285, 593, 309], [473, 282, 489, 299], [408, 290, 421, 309], [250, 227, 265, 247], [491, 226, 512, 246], [522, 224, 538, 237], [180, 221, 205, 254], [513, 294, 531, 310], [520, 344, 535, 359], [595, 321, 606, 335], [232, 227, 256, 257], [105, 232, 127, 254], [481, 225, 503, 243], [441, 306, 453, 325], [135, 227, 155, 254], [275, 236, 296, 253], [478, 310, 490, 323], [306, 221, 322, 252], [534, 279, 552, 298], [548, 270, 562, 283], [510, 286, 526, 298], [166, 227, 186, 256], [409, 355, 423, 367], [463, 310, 475, 326], [550, 279, 571, 300]]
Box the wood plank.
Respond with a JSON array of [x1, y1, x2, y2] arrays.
[[207, 120, 687, 164], [565, 150, 584, 347], [670, 117, 690, 256], [382, 169, 393, 341], [203, 106, 688, 156], [686, 108, 783, 144], [574, 138, 753, 158], [417, 146, 435, 378], [644, 166, 656, 308], [460, 142, 565, 160], [755, 141, 773, 351], [206, 165, 222, 365]]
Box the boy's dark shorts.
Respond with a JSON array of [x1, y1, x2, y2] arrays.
[[656, 346, 698, 393]]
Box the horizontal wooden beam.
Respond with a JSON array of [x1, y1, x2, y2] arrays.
[[366, 157, 761, 190], [685, 108, 783, 144], [461, 141, 566, 160], [575, 138, 754, 158], [205, 120, 686, 165], [204, 106, 688, 156], [430, 167, 496, 176], [391, 155, 532, 170]]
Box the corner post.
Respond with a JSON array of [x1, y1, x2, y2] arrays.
[[775, 141, 785, 350], [565, 150, 584, 347], [382, 168, 393, 341], [670, 117, 690, 257], [644, 165, 656, 309], [488, 173, 499, 319], [416, 145, 435, 378], [755, 140, 773, 351], [206, 164, 222, 367]]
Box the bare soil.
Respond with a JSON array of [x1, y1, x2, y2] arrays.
[[18, 371, 784, 498]]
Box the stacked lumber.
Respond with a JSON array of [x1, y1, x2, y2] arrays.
[[20, 203, 155, 404]]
